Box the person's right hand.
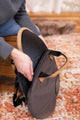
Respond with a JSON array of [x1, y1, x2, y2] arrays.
[[10, 48, 34, 81]]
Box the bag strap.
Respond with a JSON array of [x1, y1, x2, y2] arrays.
[[39, 51, 68, 82]]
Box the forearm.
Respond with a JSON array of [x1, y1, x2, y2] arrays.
[[0, 37, 14, 59], [14, 14, 40, 36]]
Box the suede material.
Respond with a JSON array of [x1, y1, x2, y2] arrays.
[[15, 29, 60, 119]]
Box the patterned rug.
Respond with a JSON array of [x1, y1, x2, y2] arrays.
[[0, 33, 80, 120]]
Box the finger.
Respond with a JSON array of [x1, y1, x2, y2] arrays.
[[29, 65, 34, 81], [24, 69, 32, 81], [30, 63, 34, 76]]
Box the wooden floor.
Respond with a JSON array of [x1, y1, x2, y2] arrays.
[[0, 12, 80, 92], [0, 36, 17, 92]]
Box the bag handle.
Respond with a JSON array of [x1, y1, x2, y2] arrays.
[[39, 51, 68, 82]]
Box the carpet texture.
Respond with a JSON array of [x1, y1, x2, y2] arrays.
[[0, 33, 80, 120]]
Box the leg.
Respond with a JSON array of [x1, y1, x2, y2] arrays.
[[0, 19, 21, 37]]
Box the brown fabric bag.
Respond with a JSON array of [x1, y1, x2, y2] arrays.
[[13, 27, 68, 119]]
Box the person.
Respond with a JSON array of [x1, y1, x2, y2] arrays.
[[0, 0, 47, 81]]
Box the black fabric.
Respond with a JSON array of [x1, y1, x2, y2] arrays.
[[13, 75, 27, 107], [13, 93, 26, 107], [16, 71, 31, 99]]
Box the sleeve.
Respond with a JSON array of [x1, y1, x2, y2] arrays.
[[14, 0, 40, 35], [0, 37, 14, 59]]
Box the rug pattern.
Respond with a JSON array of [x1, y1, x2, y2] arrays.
[[0, 33, 80, 120]]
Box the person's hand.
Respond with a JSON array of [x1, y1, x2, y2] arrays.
[[10, 48, 34, 81]]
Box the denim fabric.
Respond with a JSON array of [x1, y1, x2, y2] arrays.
[[0, 19, 21, 37]]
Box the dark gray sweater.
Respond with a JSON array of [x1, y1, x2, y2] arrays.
[[0, 0, 40, 59]]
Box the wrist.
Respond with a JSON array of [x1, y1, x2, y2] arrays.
[[10, 48, 19, 60]]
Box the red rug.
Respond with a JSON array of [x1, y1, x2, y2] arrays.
[[0, 33, 80, 120]]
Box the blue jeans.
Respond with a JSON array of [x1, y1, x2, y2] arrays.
[[0, 19, 40, 37], [0, 19, 21, 37]]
